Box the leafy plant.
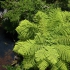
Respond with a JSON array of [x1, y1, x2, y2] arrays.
[[45, 0, 70, 10], [13, 9, 70, 70], [16, 20, 37, 41], [0, 0, 46, 33], [3, 65, 21, 70]]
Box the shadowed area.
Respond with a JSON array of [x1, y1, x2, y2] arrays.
[[0, 26, 14, 70]]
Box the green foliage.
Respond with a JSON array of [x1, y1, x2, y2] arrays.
[[45, 8, 70, 46], [0, 0, 46, 33], [35, 46, 59, 64], [55, 45, 70, 62], [4, 65, 16, 70], [13, 9, 70, 70], [0, 0, 70, 33], [38, 60, 49, 70], [46, 0, 70, 10], [16, 20, 37, 41], [13, 41, 70, 70], [51, 60, 68, 70]]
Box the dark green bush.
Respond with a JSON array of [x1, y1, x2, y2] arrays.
[[0, 0, 46, 33], [46, 0, 70, 10]]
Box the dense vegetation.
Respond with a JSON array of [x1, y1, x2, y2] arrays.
[[0, 0, 46, 33], [13, 9, 70, 70], [0, 0, 70, 70]]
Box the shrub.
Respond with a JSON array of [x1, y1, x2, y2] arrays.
[[13, 9, 70, 70], [0, 0, 46, 33]]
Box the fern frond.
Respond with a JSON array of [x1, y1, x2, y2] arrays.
[[13, 39, 44, 56], [16, 20, 37, 41], [47, 8, 70, 37], [34, 33, 47, 44], [62, 11, 70, 23], [56, 60, 68, 70], [38, 60, 49, 70], [33, 11, 49, 37], [51, 60, 68, 70], [22, 57, 35, 70], [13, 40, 35, 56], [33, 11, 48, 23], [55, 45, 70, 62], [35, 46, 59, 64], [51, 65, 58, 70], [57, 36, 70, 46]]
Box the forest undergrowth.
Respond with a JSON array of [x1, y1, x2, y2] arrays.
[[12, 9, 70, 70], [0, 0, 70, 70]]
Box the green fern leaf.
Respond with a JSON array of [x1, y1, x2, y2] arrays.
[[38, 60, 49, 70], [51, 60, 68, 70], [56, 60, 68, 70], [55, 45, 70, 62], [13, 40, 44, 56], [33, 11, 48, 23], [16, 20, 37, 41], [35, 46, 59, 64], [51, 66, 58, 70], [13, 40, 35, 56], [22, 57, 35, 70], [57, 36, 70, 46]]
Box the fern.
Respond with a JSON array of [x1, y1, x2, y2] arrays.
[[13, 9, 70, 70], [14, 39, 47, 57], [35, 46, 59, 64], [38, 60, 49, 70], [51, 60, 68, 70], [55, 45, 70, 62], [22, 57, 36, 69], [14, 40, 70, 70], [47, 8, 70, 36], [16, 20, 37, 41], [57, 36, 70, 46]]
